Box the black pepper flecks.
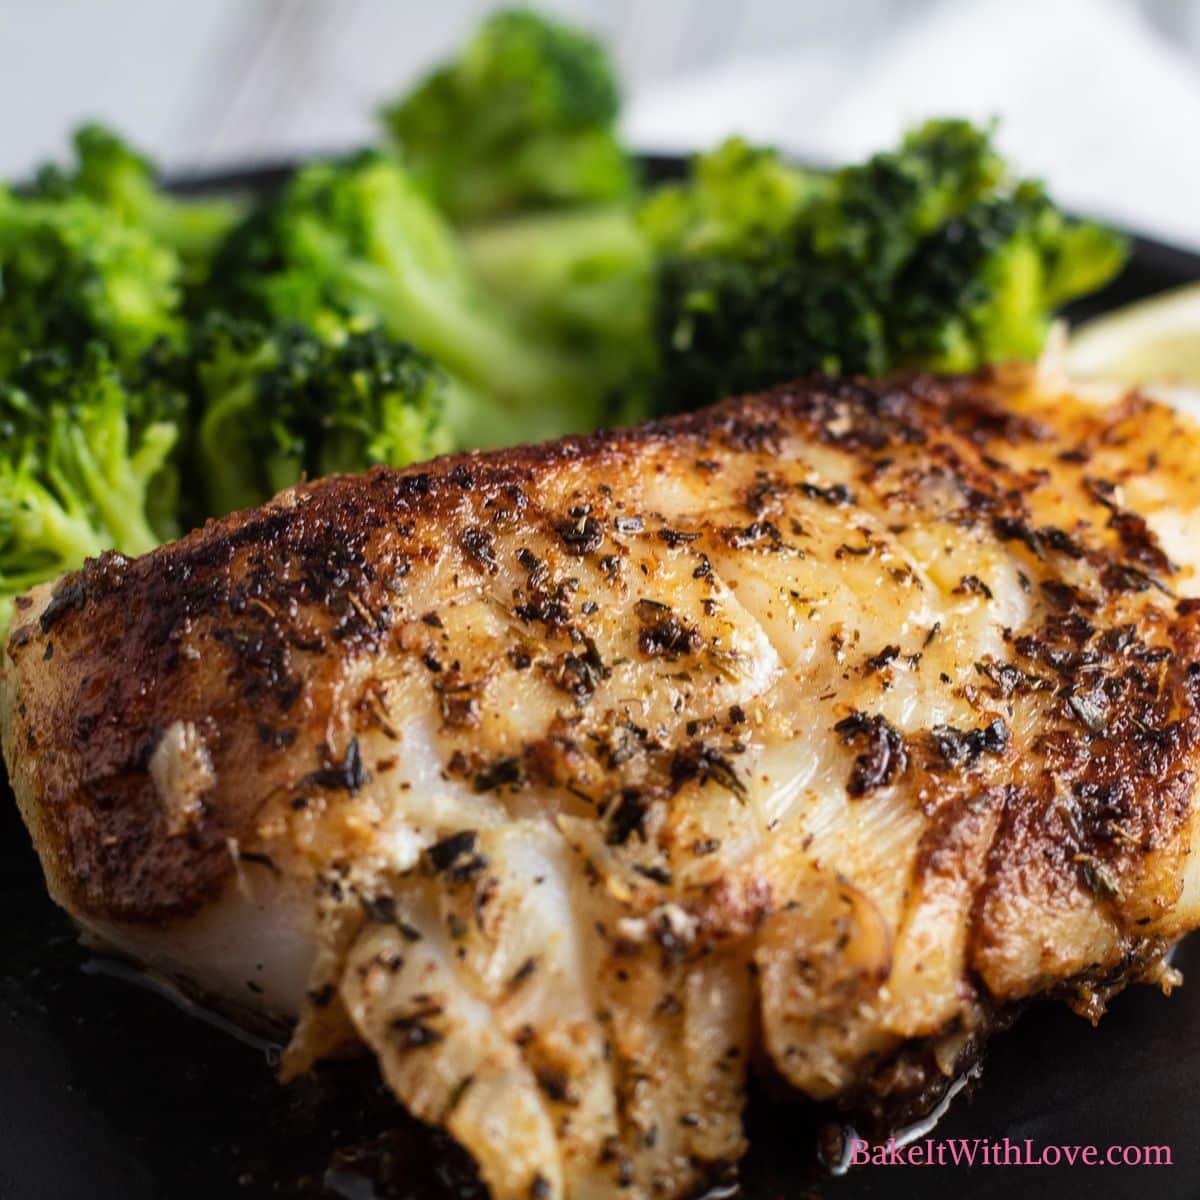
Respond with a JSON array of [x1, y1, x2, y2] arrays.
[[834, 711, 908, 796], [306, 737, 367, 794]]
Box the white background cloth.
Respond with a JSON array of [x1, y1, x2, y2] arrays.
[[2, 0, 1199, 247]]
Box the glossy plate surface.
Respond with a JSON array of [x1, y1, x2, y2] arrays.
[[4, 159, 1200, 1200]]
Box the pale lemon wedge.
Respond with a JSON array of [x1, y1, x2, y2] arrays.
[[1067, 283, 1200, 385]]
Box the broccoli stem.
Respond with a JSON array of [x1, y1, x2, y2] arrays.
[[337, 256, 605, 437], [67, 420, 177, 556], [461, 204, 654, 344], [9, 483, 108, 580]]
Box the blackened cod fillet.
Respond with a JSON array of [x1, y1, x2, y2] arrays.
[[6, 366, 1200, 1199]]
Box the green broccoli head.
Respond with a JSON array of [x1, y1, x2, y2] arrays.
[[803, 118, 1008, 291], [654, 252, 885, 413], [650, 119, 1127, 410], [0, 344, 183, 627], [639, 137, 820, 260], [161, 313, 453, 519], [207, 151, 622, 445], [206, 151, 467, 331], [889, 183, 1129, 370], [34, 123, 245, 276], [381, 7, 634, 221], [0, 186, 183, 372]]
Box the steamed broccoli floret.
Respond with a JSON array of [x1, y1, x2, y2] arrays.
[[889, 182, 1128, 370], [461, 203, 655, 413], [157, 314, 454, 518], [649, 120, 1127, 410], [464, 205, 653, 345], [207, 151, 618, 445], [381, 8, 634, 221], [639, 137, 820, 260], [34, 124, 245, 278], [803, 119, 1007, 290], [654, 256, 885, 413], [0, 186, 183, 372], [0, 344, 183, 627]]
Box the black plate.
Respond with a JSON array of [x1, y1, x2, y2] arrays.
[[4, 160, 1200, 1200]]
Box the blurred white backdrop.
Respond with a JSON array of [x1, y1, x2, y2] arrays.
[[3, 0, 1199, 244]]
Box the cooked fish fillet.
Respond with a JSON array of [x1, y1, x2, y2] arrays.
[[6, 366, 1200, 1198]]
